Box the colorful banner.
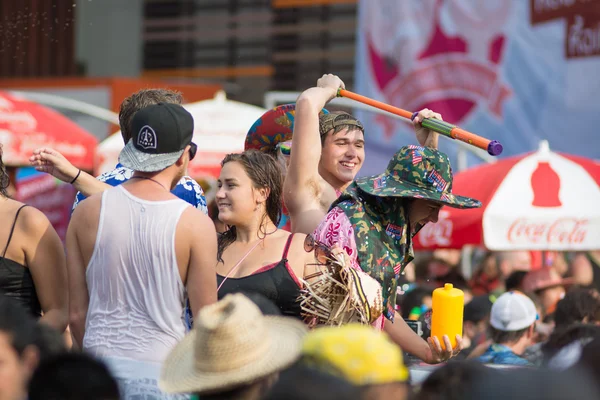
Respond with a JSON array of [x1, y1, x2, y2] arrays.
[[354, 0, 600, 176]]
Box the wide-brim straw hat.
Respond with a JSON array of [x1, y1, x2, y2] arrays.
[[160, 293, 307, 395]]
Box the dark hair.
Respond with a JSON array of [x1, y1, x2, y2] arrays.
[[0, 295, 38, 356], [505, 270, 528, 292], [575, 337, 600, 384], [400, 285, 434, 319], [542, 323, 600, 362], [33, 324, 67, 362], [464, 368, 600, 400], [208, 200, 219, 222], [489, 325, 531, 345], [217, 150, 284, 262], [464, 295, 493, 323], [414, 257, 433, 282], [414, 256, 454, 281], [318, 111, 364, 146], [239, 291, 282, 316], [118, 88, 184, 143], [437, 269, 469, 291], [554, 288, 600, 328], [417, 360, 498, 400], [198, 374, 276, 400], [0, 144, 10, 198], [28, 352, 120, 400], [265, 363, 361, 400]]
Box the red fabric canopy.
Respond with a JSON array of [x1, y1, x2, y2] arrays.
[[0, 91, 97, 170]]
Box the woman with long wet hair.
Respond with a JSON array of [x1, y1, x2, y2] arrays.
[[215, 150, 320, 318], [0, 144, 68, 331]]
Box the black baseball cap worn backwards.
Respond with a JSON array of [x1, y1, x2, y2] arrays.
[[119, 102, 194, 172]]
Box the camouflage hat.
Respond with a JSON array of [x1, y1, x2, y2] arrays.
[[356, 145, 481, 209], [245, 104, 329, 153], [319, 112, 364, 137]]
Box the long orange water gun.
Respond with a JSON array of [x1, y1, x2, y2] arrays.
[[337, 89, 503, 156]]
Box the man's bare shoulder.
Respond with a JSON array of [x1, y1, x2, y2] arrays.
[[178, 206, 215, 233], [71, 192, 102, 224]]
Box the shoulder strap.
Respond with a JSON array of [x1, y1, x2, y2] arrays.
[[281, 233, 295, 260], [2, 205, 28, 258], [217, 239, 263, 293]]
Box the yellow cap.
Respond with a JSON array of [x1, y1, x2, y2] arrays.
[[301, 324, 409, 386]]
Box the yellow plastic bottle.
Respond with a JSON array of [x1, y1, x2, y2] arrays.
[[430, 283, 464, 350]]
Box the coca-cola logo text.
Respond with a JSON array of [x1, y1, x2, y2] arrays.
[[418, 219, 453, 247], [530, 0, 600, 60], [507, 218, 588, 245], [567, 14, 600, 58], [531, 0, 593, 24]]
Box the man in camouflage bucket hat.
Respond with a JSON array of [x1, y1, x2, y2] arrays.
[[313, 145, 481, 364]]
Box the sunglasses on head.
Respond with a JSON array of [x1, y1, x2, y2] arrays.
[[189, 142, 197, 161], [304, 234, 332, 265]]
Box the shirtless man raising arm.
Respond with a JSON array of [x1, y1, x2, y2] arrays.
[[284, 74, 441, 235]]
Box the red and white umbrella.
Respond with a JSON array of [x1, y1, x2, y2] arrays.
[[0, 91, 98, 170], [414, 141, 600, 251]]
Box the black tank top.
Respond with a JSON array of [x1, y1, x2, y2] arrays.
[[0, 205, 42, 318], [217, 234, 303, 318]]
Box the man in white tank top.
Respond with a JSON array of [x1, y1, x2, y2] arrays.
[[66, 103, 218, 399]]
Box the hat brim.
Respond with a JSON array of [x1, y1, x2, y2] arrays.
[[490, 316, 537, 331], [534, 277, 575, 292], [244, 104, 329, 153], [159, 316, 307, 395], [355, 173, 481, 210], [118, 140, 185, 173]]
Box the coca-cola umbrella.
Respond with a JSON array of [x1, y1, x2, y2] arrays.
[[414, 140, 600, 251], [0, 91, 97, 170]]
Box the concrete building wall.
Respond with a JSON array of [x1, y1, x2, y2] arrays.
[[75, 0, 144, 77]]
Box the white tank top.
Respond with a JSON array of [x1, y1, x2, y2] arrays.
[[83, 185, 189, 364]]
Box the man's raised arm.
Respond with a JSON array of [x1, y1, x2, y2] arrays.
[[283, 74, 344, 222]]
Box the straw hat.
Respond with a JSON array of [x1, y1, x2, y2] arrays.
[[300, 250, 383, 327], [159, 293, 308, 394]]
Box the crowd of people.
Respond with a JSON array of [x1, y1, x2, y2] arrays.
[[0, 74, 597, 399]]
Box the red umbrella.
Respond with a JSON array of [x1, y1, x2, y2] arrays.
[[414, 141, 600, 251], [0, 91, 97, 170]]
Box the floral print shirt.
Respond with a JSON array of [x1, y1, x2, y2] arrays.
[[313, 207, 386, 330], [72, 163, 208, 214]]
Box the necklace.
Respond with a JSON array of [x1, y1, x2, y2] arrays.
[[129, 176, 168, 191]]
